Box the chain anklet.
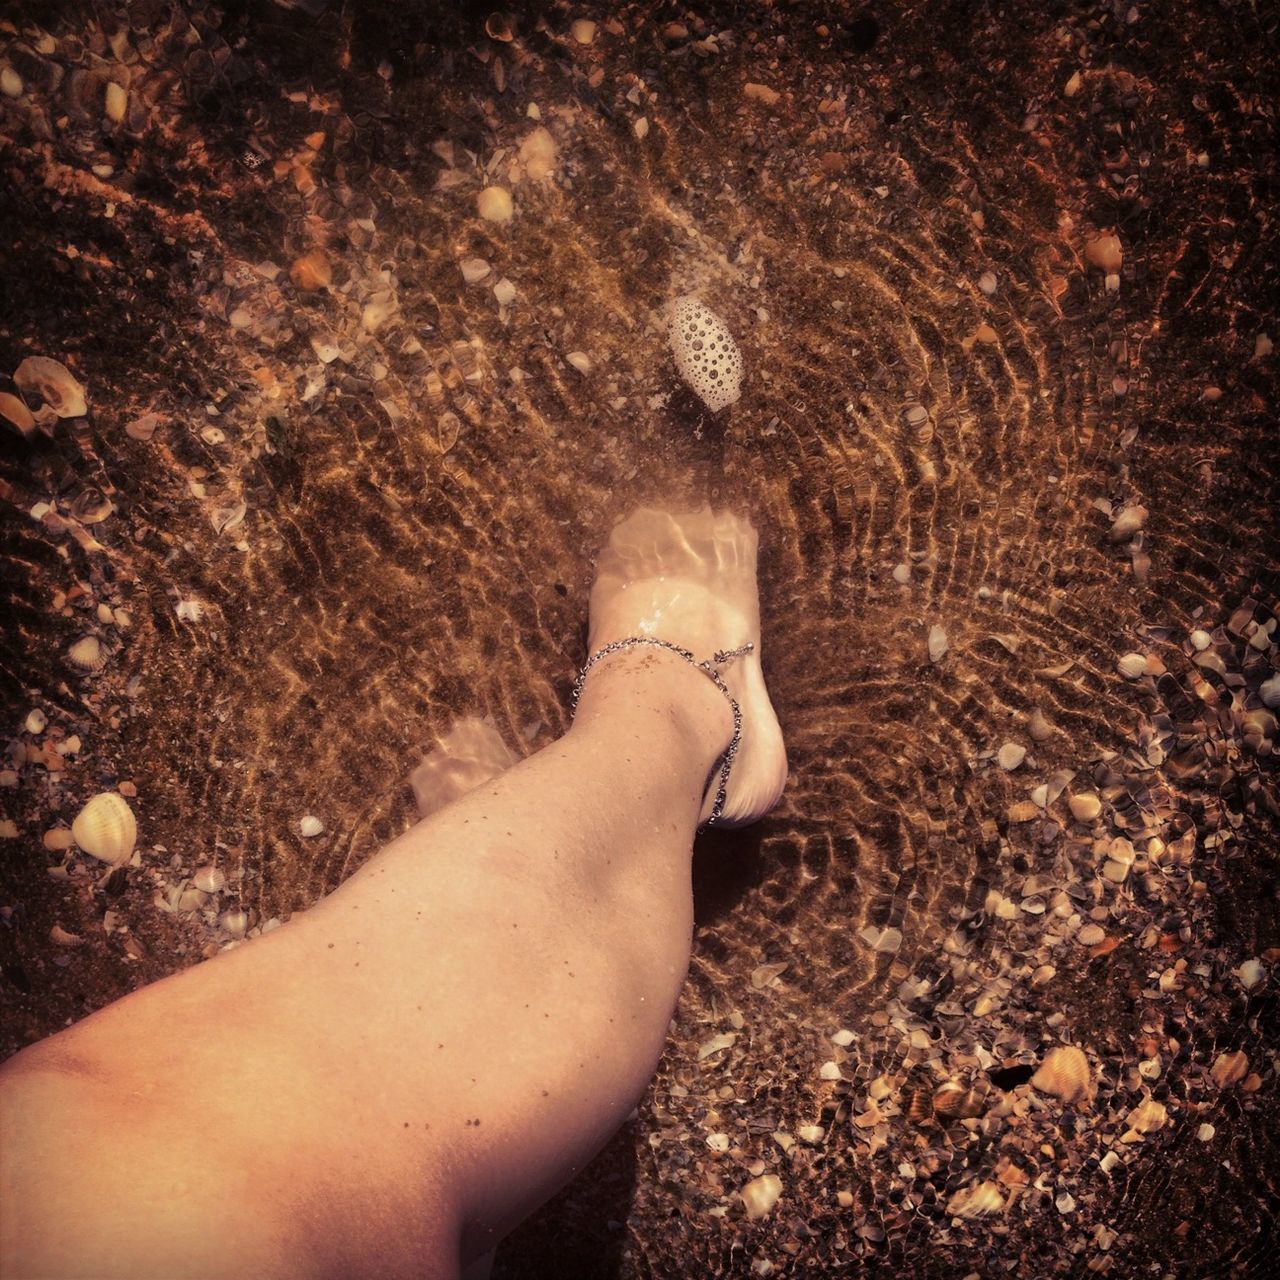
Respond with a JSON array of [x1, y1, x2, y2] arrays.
[[570, 636, 754, 828]]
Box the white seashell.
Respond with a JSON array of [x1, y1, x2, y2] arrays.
[[892, 563, 911, 584], [1028, 707, 1053, 741], [476, 186, 513, 222], [1117, 652, 1147, 678], [193, 865, 226, 894], [858, 924, 902, 954], [67, 635, 105, 672], [1076, 923, 1106, 946], [1124, 1098, 1167, 1135], [0, 391, 36, 437], [25, 708, 48, 734], [1031, 1045, 1094, 1104], [1189, 628, 1212, 651], [1069, 792, 1102, 822], [819, 1060, 843, 1080], [668, 296, 743, 412], [71, 792, 137, 865], [299, 815, 324, 838], [1260, 673, 1280, 709], [797, 1125, 824, 1144], [1235, 958, 1264, 989], [15, 356, 87, 418], [927, 623, 949, 663], [996, 742, 1026, 770], [947, 1181, 1004, 1219], [831, 1029, 855, 1046], [1197, 1123, 1215, 1141], [493, 278, 517, 306], [175, 599, 204, 623], [740, 1173, 782, 1219], [565, 351, 593, 375], [519, 126, 557, 181], [220, 908, 249, 938], [459, 257, 491, 284]]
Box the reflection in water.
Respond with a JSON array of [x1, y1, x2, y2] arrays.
[[0, 2, 1276, 1277]]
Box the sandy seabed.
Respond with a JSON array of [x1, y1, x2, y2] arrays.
[[1, 2, 1277, 1276]]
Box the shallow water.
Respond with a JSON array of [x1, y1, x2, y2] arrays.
[[1, 2, 1277, 1277]]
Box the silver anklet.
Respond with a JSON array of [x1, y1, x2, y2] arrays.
[[570, 636, 754, 828]]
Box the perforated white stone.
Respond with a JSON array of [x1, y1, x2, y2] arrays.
[[668, 296, 743, 412]]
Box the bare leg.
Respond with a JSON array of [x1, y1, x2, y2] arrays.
[[0, 507, 786, 1279]]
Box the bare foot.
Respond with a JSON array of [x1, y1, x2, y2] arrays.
[[410, 717, 519, 820], [586, 505, 788, 827]]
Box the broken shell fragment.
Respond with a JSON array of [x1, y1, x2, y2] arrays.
[[1031, 1044, 1094, 1105], [947, 1181, 1004, 1219], [126, 412, 162, 441], [1235, 958, 1264, 989], [996, 742, 1026, 771], [566, 351, 593, 375], [71, 791, 137, 865], [67, 635, 106, 672], [1117, 652, 1147, 678], [1110, 504, 1149, 542], [299, 815, 324, 838], [50, 924, 84, 946], [289, 251, 332, 291], [741, 1173, 782, 1219], [927, 623, 949, 663], [519, 126, 557, 181], [1028, 707, 1053, 741], [15, 356, 87, 418], [1123, 1098, 1168, 1137], [70, 487, 113, 524], [220, 908, 249, 938], [460, 257, 491, 285], [1084, 234, 1123, 272], [493, 278, 517, 306], [0, 391, 36, 437]]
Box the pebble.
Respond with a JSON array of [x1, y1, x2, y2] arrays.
[[819, 1060, 843, 1080], [25, 709, 47, 735], [1190, 628, 1212, 650], [1069, 792, 1102, 822], [299, 815, 324, 837], [477, 186, 513, 222], [1084, 234, 1123, 272], [1028, 707, 1053, 741], [997, 742, 1026, 770], [1, 67, 22, 98], [1197, 1123, 1216, 1141]]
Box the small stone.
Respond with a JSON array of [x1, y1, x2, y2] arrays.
[[633, 116, 649, 139], [299, 815, 324, 838], [997, 742, 1026, 771], [743, 82, 781, 106], [1255, 333, 1273, 359], [1085, 234, 1123, 272], [741, 1173, 782, 1219], [1117, 652, 1147, 678], [797, 1124, 824, 1145], [477, 186, 513, 222], [570, 18, 597, 44], [1189, 628, 1212, 651], [0, 820, 18, 839], [1063, 70, 1082, 97], [105, 81, 127, 123], [1069, 792, 1102, 822]]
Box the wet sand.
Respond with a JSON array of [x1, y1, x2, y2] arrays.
[[1, 2, 1277, 1276]]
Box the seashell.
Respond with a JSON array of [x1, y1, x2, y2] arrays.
[[927, 623, 948, 663], [566, 351, 592, 375], [71, 792, 137, 865], [933, 1080, 988, 1119], [669, 296, 743, 412], [1109, 504, 1148, 542], [1028, 707, 1053, 740], [493, 277, 517, 306], [437, 412, 461, 455], [740, 1173, 782, 1219], [299, 815, 324, 838], [519, 126, 557, 181], [946, 1181, 1004, 1219], [0, 390, 37, 437], [1117, 652, 1147, 678], [25, 708, 48, 734], [50, 924, 83, 946], [1211, 1050, 1248, 1087], [996, 742, 1026, 770], [67, 635, 105, 672], [903, 1085, 933, 1124], [1006, 800, 1039, 823], [485, 12, 514, 42], [289, 251, 332, 291], [1076, 923, 1106, 946], [570, 18, 597, 44], [70, 487, 113, 524], [1, 66, 22, 98], [423, 368, 446, 409], [459, 257, 491, 285], [15, 356, 87, 417], [1260, 673, 1280, 710], [1069, 792, 1102, 821], [1235, 958, 1264, 989], [858, 924, 902, 953], [1197, 1123, 1216, 1141], [477, 186, 513, 222], [1031, 1045, 1093, 1104], [125, 412, 162, 441], [193, 865, 226, 894], [1124, 1098, 1167, 1136], [220, 908, 249, 938]]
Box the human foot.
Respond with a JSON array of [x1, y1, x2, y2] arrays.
[[584, 505, 788, 828]]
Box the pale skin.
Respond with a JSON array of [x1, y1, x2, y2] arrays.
[[0, 507, 788, 1279]]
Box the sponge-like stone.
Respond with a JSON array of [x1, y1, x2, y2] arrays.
[[668, 296, 743, 412]]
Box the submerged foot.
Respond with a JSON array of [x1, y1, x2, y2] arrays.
[[586, 505, 788, 828]]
